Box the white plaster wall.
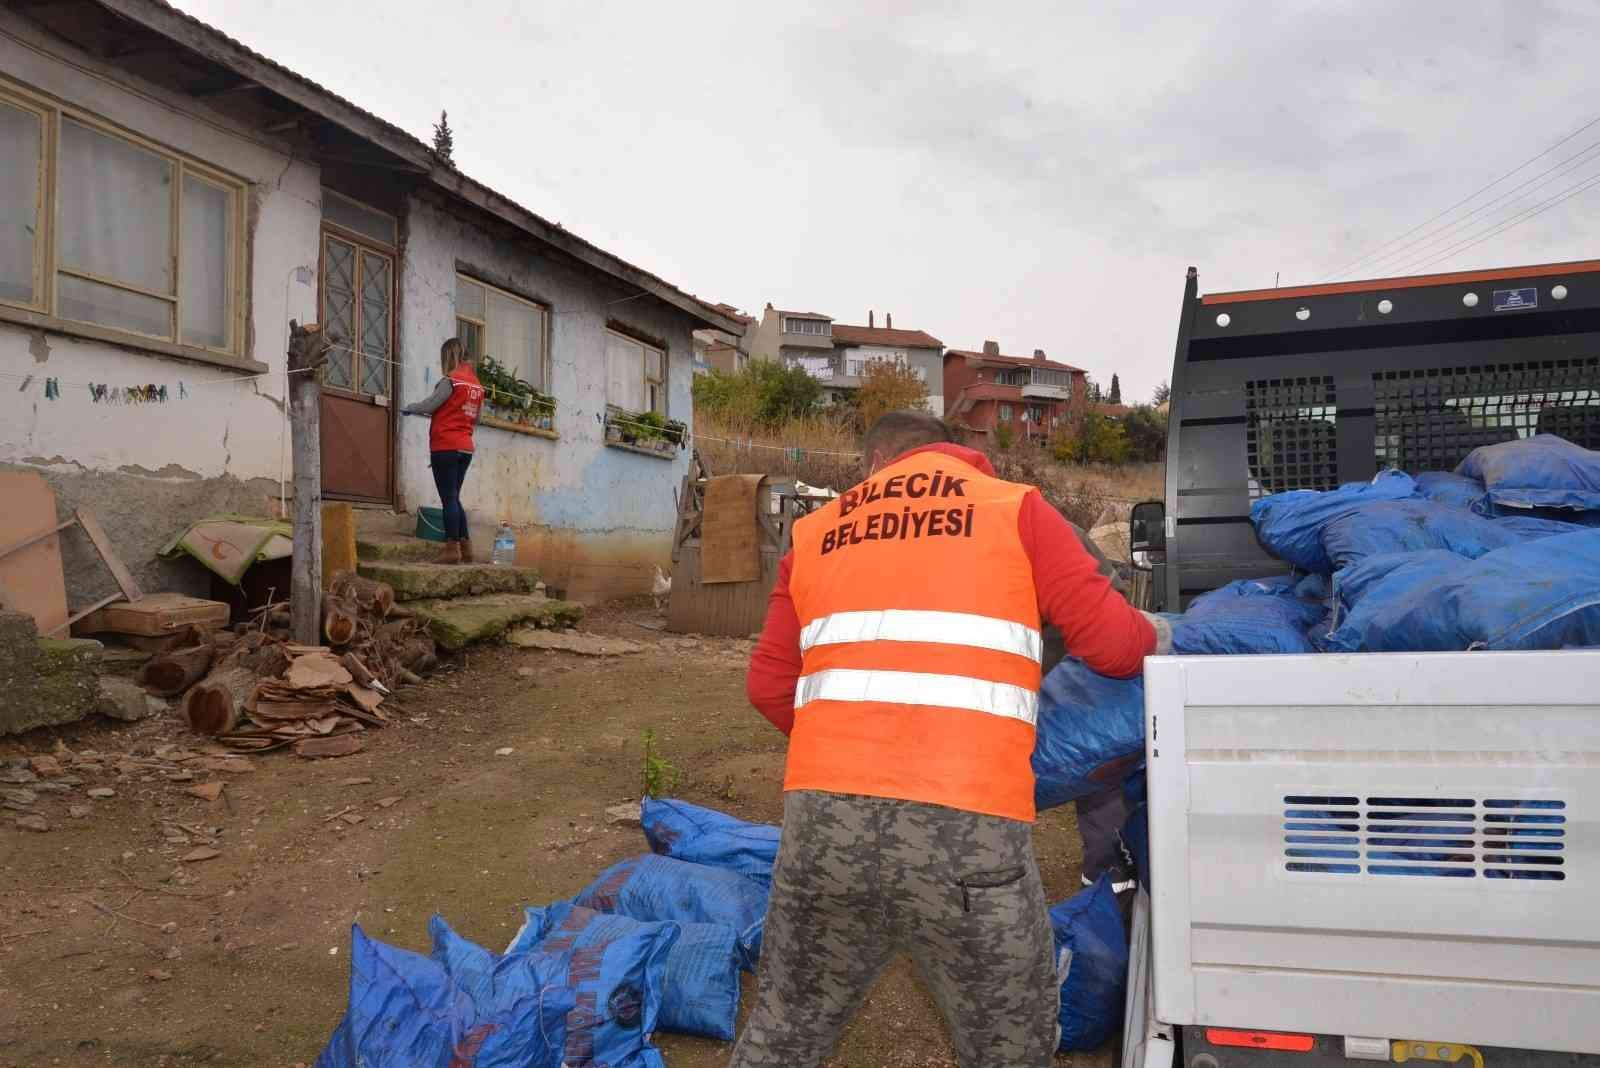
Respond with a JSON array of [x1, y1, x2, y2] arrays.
[[400, 197, 698, 593], [0, 17, 321, 485]]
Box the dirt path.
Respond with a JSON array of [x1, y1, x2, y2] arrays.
[[0, 608, 1097, 1067]]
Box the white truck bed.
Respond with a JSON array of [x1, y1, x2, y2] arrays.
[[1144, 650, 1600, 1055]]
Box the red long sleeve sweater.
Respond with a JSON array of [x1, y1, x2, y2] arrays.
[[746, 443, 1156, 735]]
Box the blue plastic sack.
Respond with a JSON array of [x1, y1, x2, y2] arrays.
[[1415, 471, 1489, 512], [1458, 434, 1600, 512], [1119, 773, 1149, 892], [1033, 659, 1145, 812], [1050, 875, 1130, 1052], [1494, 514, 1593, 540], [316, 918, 677, 1068], [1323, 530, 1600, 652], [510, 902, 742, 1041], [1173, 578, 1326, 654], [1319, 499, 1524, 569], [1249, 470, 1417, 574], [574, 854, 767, 969], [641, 797, 780, 889]]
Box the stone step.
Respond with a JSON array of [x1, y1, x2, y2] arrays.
[[356, 532, 440, 564], [410, 594, 584, 651], [356, 560, 541, 602]]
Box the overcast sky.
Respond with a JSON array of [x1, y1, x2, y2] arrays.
[[179, 0, 1600, 402]]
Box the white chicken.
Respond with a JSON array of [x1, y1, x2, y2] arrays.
[[651, 566, 672, 611]]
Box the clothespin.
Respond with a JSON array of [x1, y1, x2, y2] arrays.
[[157, 385, 168, 402], [18, 374, 32, 393], [44, 378, 59, 400], [178, 380, 188, 399]]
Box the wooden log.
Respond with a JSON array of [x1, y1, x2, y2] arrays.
[[181, 665, 257, 735], [138, 644, 215, 697], [287, 320, 334, 646], [330, 571, 395, 619], [341, 652, 385, 691], [322, 595, 358, 647]]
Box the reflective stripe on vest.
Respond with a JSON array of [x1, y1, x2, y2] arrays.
[[798, 608, 1042, 662], [794, 668, 1039, 726]]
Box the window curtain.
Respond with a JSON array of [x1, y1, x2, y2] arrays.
[[0, 101, 40, 304]]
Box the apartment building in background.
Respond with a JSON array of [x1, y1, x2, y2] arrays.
[[748, 307, 943, 406], [944, 341, 1088, 443], [692, 302, 754, 375]]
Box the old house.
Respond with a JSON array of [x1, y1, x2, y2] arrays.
[[944, 341, 1088, 443], [0, 0, 741, 606]]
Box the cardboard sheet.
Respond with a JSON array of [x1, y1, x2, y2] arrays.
[[701, 475, 767, 585]]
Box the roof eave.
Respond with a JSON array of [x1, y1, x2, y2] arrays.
[[94, 0, 739, 333]]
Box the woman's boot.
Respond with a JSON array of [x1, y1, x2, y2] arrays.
[[432, 539, 461, 565]]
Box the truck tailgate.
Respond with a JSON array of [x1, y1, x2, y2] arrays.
[[1145, 650, 1600, 1054]]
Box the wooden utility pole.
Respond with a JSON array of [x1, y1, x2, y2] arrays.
[[286, 320, 335, 646]]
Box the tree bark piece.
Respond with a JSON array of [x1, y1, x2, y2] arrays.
[[181, 665, 257, 735], [330, 572, 395, 619], [138, 644, 215, 697], [287, 320, 334, 646]]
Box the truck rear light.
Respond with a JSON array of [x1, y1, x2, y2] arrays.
[[1205, 1029, 1315, 1053]]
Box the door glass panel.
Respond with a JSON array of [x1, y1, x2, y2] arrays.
[[321, 236, 356, 389], [358, 250, 392, 396], [0, 100, 41, 304]]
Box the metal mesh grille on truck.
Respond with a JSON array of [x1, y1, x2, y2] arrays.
[[1245, 376, 1338, 498], [1373, 357, 1600, 472]]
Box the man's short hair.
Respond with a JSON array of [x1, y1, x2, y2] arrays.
[[862, 410, 956, 464]]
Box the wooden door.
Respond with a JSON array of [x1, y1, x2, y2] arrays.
[[318, 230, 395, 502]]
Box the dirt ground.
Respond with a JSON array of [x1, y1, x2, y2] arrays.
[[0, 605, 1101, 1067]]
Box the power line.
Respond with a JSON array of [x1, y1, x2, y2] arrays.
[[1342, 137, 1600, 279], [1395, 169, 1600, 276], [1325, 111, 1600, 281]]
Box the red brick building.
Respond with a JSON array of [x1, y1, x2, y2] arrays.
[[944, 341, 1088, 443]]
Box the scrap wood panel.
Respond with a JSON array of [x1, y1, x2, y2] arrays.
[[665, 545, 784, 637]]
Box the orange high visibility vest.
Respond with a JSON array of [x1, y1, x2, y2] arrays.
[[785, 449, 1042, 822]]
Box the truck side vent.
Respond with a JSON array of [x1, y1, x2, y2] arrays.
[[1373, 358, 1600, 472], [1281, 795, 1566, 881], [1246, 376, 1338, 498]]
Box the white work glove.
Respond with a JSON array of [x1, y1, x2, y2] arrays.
[[1141, 611, 1174, 656]]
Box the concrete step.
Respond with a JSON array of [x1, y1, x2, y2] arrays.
[[356, 532, 440, 564], [356, 560, 541, 602], [410, 594, 584, 651]]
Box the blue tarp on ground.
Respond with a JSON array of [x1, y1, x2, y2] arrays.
[[1457, 434, 1600, 513], [1033, 659, 1145, 812], [1050, 875, 1130, 1053], [1319, 498, 1525, 569], [314, 918, 677, 1068], [1249, 470, 1417, 574], [510, 902, 742, 1041], [641, 796, 780, 890], [573, 854, 768, 970], [1323, 530, 1600, 652]]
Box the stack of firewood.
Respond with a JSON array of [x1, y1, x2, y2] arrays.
[[136, 571, 437, 758]]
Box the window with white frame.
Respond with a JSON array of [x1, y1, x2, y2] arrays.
[[0, 82, 245, 354], [606, 328, 666, 414], [998, 402, 1014, 422], [783, 317, 829, 336], [455, 274, 548, 391]]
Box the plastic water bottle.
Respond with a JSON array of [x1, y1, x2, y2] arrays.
[[491, 522, 516, 566]]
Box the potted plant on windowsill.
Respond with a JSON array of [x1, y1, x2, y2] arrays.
[[606, 407, 686, 454], [479, 354, 555, 431]]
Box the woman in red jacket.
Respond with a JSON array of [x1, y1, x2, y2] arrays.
[[402, 338, 484, 564]]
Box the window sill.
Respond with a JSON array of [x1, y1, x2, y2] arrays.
[[0, 304, 268, 375], [481, 415, 559, 440], [606, 441, 680, 460]]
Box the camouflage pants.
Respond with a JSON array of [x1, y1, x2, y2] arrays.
[[730, 790, 1059, 1068]]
